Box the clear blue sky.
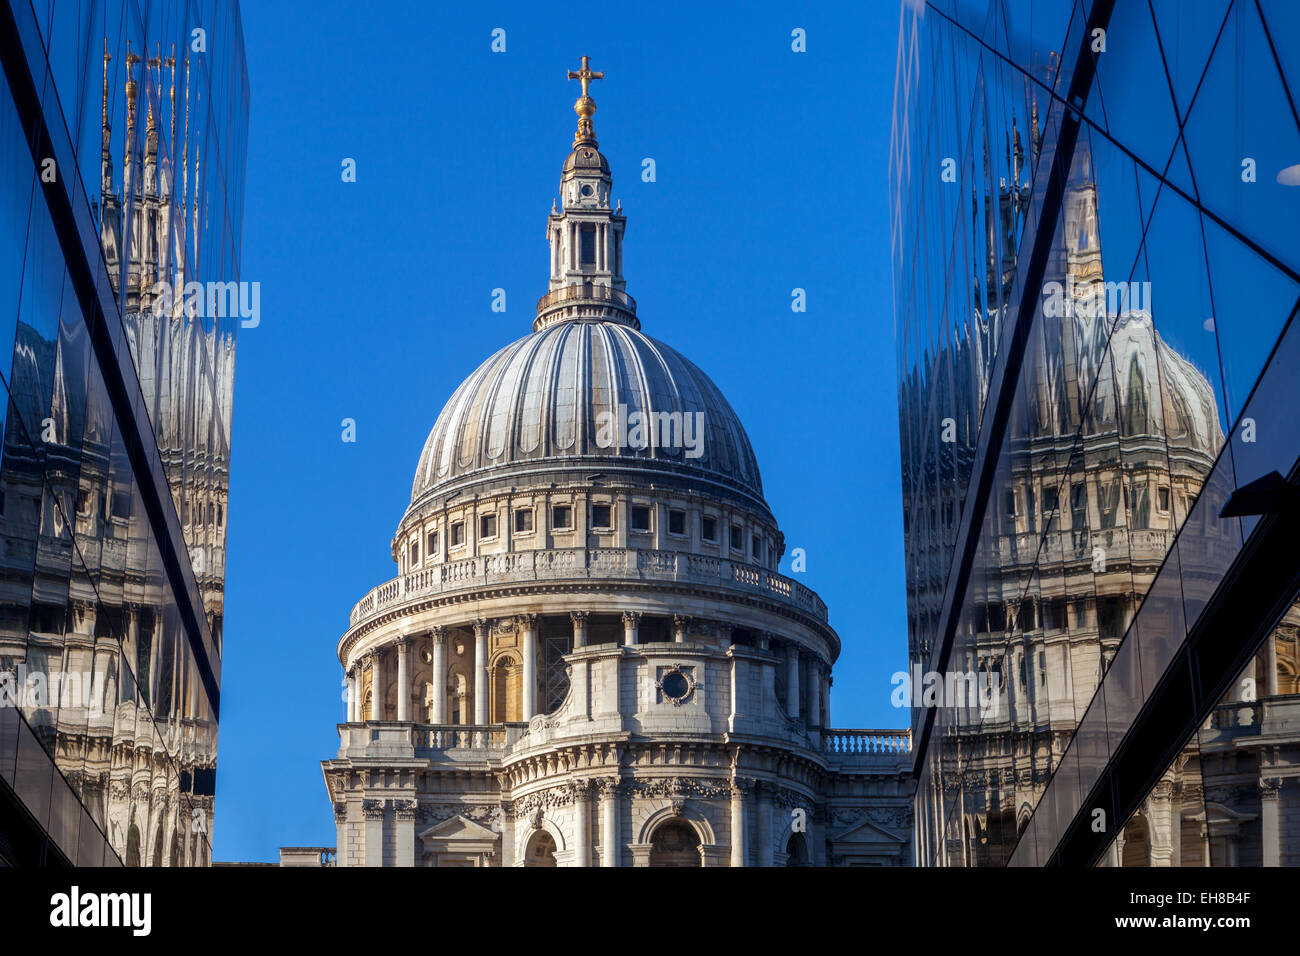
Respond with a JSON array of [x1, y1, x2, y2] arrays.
[[216, 0, 905, 862]]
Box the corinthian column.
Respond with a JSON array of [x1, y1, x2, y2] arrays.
[[521, 614, 538, 720], [731, 778, 752, 867], [571, 610, 589, 649], [806, 658, 821, 729], [572, 781, 592, 867], [369, 650, 384, 721], [430, 626, 447, 723], [785, 643, 801, 720], [622, 611, 640, 647], [396, 637, 410, 722], [473, 619, 490, 725], [1261, 777, 1282, 867], [672, 614, 690, 643], [598, 778, 620, 867]]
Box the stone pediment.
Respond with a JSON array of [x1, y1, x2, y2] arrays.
[[831, 817, 907, 848], [419, 814, 500, 845]]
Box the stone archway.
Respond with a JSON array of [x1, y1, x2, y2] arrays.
[[785, 832, 809, 866], [649, 820, 701, 867], [524, 829, 558, 867], [1122, 813, 1150, 867]]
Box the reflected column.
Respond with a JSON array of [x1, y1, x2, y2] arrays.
[[785, 643, 800, 720], [1261, 777, 1282, 867]]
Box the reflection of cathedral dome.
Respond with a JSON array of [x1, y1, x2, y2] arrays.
[[409, 322, 764, 510], [1098, 311, 1222, 456]]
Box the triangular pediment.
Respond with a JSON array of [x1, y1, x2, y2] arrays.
[[832, 817, 906, 847], [418, 814, 499, 843]]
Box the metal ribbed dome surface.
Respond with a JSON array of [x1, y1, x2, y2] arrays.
[[410, 320, 763, 505]]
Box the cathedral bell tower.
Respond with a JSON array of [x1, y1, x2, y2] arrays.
[[536, 56, 636, 332]]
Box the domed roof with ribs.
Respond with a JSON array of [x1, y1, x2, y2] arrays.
[[408, 319, 765, 511]]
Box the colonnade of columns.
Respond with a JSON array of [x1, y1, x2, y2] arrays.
[[343, 614, 832, 729]]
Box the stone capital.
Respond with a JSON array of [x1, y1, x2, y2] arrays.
[[474, 618, 492, 638], [429, 625, 447, 645], [596, 776, 621, 799], [621, 610, 642, 625], [570, 610, 590, 625], [362, 799, 385, 821]]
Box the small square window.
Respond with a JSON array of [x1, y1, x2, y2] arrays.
[[592, 503, 612, 529], [553, 505, 573, 530], [112, 492, 131, 518], [631, 505, 651, 532], [668, 509, 685, 536], [409, 541, 420, 566], [730, 525, 742, 551], [451, 522, 465, 547], [1157, 486, 1171, 512], [701, 515, 717, 541], [427, 530, 439, 555], [515, 509, 534, 533], [480, 513, 498, 538]]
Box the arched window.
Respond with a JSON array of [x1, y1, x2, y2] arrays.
[[450, 672, 469, 724], [491, 656, 521, 723], [649, 820, 701, 867]]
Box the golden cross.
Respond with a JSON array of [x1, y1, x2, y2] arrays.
[[567, 56, 603, 98]]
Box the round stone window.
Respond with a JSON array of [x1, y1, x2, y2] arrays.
[[661, 672, 689, 700], [581, 184, 594, 196]]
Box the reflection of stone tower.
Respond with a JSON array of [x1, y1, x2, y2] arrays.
[[98, 42, 235, 649], [908, 127, 1300, 866], [0, 38, 232, 868]]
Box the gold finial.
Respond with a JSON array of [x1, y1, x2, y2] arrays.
[[566, 55, 603, 147]]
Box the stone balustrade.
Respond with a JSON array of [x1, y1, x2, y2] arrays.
[[338, 720, 910, 762], [413, 723, 530, 753], [348, 547, 827, 629], [822, 728, 913, 755]]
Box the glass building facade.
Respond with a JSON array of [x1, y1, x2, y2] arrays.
[[0, 0, 247, 865], [892, 0, 1300, 866]]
